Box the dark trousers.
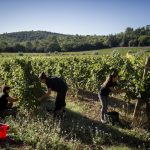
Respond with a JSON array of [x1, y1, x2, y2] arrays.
[[55, 91, 67, 111], [98, 93, 108, 121]]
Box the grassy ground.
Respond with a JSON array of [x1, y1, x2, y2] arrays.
[[1, 93, 150, 150], [0, 47, 150, 56], [63, 47, 150, 56]]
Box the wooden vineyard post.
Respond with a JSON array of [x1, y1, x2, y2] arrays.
[[143, 56, 150, 79], [132, 56, 150, 127], [132, 98, 144, 127], [144, 56, 150, 128]]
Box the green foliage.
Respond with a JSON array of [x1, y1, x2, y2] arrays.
[[107, 145, 133, 150], [0, 25, 150, 53], [0, 52, 149, 109], [4, 97, 149, 150], [0, 57, 44, 109], [6, 112, 81, 150]]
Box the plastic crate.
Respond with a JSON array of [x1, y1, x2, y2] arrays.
[[0, 124, 9, 139]]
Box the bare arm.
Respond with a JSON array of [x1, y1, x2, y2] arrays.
[[143, 66, 150, 79], [38, 88, 51, 101], [7, 96, 18, 103], [110, 87, 125, 94]]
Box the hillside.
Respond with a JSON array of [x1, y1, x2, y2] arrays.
[[0, 25, 150, 52], [0, 31, 68, 42]]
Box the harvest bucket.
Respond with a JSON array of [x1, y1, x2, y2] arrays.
[[0, 124, 9, 139], [105, 111, 119, 125]]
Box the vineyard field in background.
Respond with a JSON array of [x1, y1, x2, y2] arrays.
[[0, 51, 149, 108]]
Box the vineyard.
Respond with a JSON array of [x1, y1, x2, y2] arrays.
[[0, 51, 149, 104], [0, 51, 150, 149]]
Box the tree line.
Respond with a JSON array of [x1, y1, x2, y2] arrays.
[[0, 25, 150, 53]]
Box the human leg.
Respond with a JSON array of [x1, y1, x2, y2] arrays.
[[98, 94, 108, 122], [54, 92, 67, 117]]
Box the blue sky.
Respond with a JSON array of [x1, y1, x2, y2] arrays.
[[0, 0, 150, 35]]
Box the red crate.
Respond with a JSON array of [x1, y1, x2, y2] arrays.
[[0, 124, 9, 139]]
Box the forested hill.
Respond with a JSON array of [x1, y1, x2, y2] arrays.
[[0, 25, 150, 52], [0, 31, 67, 42]]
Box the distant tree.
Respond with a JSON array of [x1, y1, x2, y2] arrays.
[[0, 41, 8, 51], [104, 35, 117, 47], [14, 43, 25, 52], [25, 41, 33, 52], [128, 39, 138, 47], [146, 25, 150, 30], [138, 35, 150, 46], [125, 27, 134, 34], [120, 34, 129, 47], [46, 36, 61, 52]]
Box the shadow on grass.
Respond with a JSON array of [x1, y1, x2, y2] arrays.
[[0, 137, 24, 148], [42, 98, 150, 149], [77, 89, 135, 113]]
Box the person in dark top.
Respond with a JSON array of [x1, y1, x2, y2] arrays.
[[38, 72, 68, 117], [98, 69, 124, 123], [0, 85, 17, 118]]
